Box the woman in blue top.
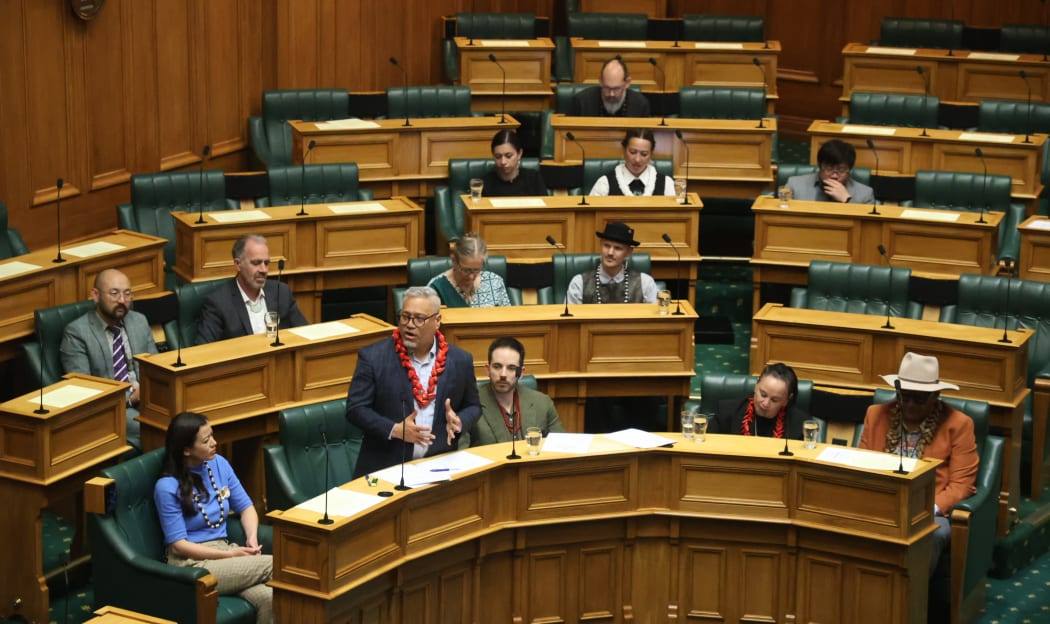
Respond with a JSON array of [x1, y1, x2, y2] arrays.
[[153, 412, 272, 623]]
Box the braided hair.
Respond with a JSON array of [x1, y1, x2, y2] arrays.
[[884, 399, 945, 457]]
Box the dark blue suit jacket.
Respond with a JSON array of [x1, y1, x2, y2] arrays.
[[346, 336, 481, 478]]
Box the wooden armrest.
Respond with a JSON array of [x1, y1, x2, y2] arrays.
[[196, 572, 219, 624], [85, 477, 114, 515], [950, 508, 972, 624]]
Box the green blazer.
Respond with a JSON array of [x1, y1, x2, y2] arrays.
[[462, 384, 564, 448]]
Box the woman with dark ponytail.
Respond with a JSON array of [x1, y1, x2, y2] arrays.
[[709, 363, 809, 439]]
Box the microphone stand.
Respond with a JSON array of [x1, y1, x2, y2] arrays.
[[52, 178, 66, 263], [173, 284, 186, 367], [298, 140, 316, 216], [674, 129, 692, 205], [662, 233, 685, 315], [1020, 70, 1034, 144], [893, 380, 908, 474], [33, 355, 49, 415], [195, 145, 210, 224], [778, 430, 793, 456], [318, 425, 334, 524], [506, 406, 521, 460], [546, 235, 572, 317], [751, 58, 768, 129], [878, 244, 895, 329], [389, 57, 411, 127], [975, 147, 989, 224], [488, 54, 508, 124], [648, 58, 667, 126], [916, 66, 930, 137], [866, 138, 881, 215], [270, 259, 285, 347], [394, 400, 411, 491], [999, 277, 1013, 344], [565, 132, 588, 205]]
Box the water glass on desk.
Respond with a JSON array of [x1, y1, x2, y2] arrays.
[[525, 427, 542, 455], [264, 311, 279, 341], [803, 419, 820, 449], [657, 290, 671, 315], [777, 185, 793, 208], [681, 410, 695, 440], [469, 178, 484, 205], [694, 413, 709, 442], [675, 178, 688, 204]]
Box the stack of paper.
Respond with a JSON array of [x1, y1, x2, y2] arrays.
[[371, 463, 451, 488], [604, 428, 675, 449], [63, 241, 125, 258], [315, 118, 380, 130], [817, 446, 919, 472], [296, 487, 386, 518], [416, 450, 493, 474], [328, 202, 388, 215], [209, 210, 271, 223], [541, 432, 594, 454], [489, 197, 547, 208], [0, 260, 41, 279], [287, 321, 359, 341], [31, 385, 103, 409]]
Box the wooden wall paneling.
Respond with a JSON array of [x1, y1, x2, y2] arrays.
[[155, 0, 203, 171], [670, 0, 765, 17], [204, 0, 248, 158], [81, 0, 131, 194]]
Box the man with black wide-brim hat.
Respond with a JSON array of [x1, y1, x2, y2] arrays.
[[566, 221, 658, 304]]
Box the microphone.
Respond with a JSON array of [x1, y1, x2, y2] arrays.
[[974, 147, 989, 224], [865, 138, 881, 214], [892, 379, 908, 474], [389, 57, 411, 127], [999, 277, 1013, 344], [52, 178, 66, 263], [33, 357, 49, 415], [506, 402, 521, 460], [778, 422, 793, 456], [661, 233, 685, 316], [915, 66, 930, 137], [877, 245, 895, 330], [270, 259, 285, 347], [298, 140, 316, 217], [317, 425, 334, 524], [488, 54, 508, 125], [648, 58, 667, 126], [546, 235, 572, 317], [946, 2, 955, 57], [173, 284, 186, 367], [565, 132, 589, 205], [674, 130, 692, 205], [195, 145, 210, 224], [1020, 70, 1034, 144], [394, 399, 411, 492], [751, 58, 768, 129]]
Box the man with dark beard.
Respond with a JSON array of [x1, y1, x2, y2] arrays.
[[570, 57, 652, 117]]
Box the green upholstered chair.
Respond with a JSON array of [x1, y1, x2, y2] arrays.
[[578, 158, 674, 195], [678, 87, 765, 120], [0, 200, 29, 259], [977, 99, 1050, 217], [556, 12, 649, 82], [536, 252, 659, 304], [539, 83, 643, 158], [433, 157, 542, 244], [789, 260, 923, 319], [879, 17, 963, 50], [443, 13, 538, 82], [89, 448, 272, 624], [681, 373, 818, 437], [869, 390, 1004, 624], [163, 278, 226, 350], [248, 89, 350, 167], [907, 170, 1024, 264], [258, 164, 372, 208], [1000, 24, 1050, 54], [21, 300, 95, 387], [845, 92, 940, 129], [681, 14, 764, 42], [392, 255, 523, 310], [387, 86, 472, 120], [263, 399, 363, 511], [117, 171, 233, 289], [939, 274, 1050, 495]]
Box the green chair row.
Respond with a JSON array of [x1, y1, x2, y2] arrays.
[[391, 256, 524, 311], [789, 260, 924, 320], [880, 17, 1049, 54]]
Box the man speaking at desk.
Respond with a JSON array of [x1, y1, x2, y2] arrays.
[[195, 234, 307, 345], [347, 286, 481, 477]]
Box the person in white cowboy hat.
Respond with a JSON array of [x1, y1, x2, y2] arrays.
[[859, 352, 978, 621]]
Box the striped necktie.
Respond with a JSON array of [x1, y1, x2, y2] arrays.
[[108, 326, 130, 382]]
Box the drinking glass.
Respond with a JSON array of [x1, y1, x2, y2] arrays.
[[264, 311, 279, 340], [681, 410, 695, 440], [694, 414, 709, 442], [469, 178, 484, 204], [675, 178, 688, 203], [657, 290, 671, 315], [803, 419, 820, 449], [526, 427, 542, 456], [777, 185, 793, 208]]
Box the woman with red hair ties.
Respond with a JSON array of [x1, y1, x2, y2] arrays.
[[708, 363, 809, 439]]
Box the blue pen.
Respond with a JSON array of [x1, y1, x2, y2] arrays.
[[430, 468, 450, 472]]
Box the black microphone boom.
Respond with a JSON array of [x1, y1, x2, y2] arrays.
[[674, 129, 692, 205], [506, 403, 521, 460], [488, 54, 508, 125], [751, 58, 768, 129], [271, 259, 285, 347], [547, 235, 573, 317], [173, 284, 186, 367], [865, 138, 881, 215], [648, 58, 668, 126], [915, 66, 930, 137], [53, 178, 66, 263], [395, 400, 411, 492], [565, 132, 588, 205], [1020, 70, 1034, 143], [974, 147, 989, 224], [877, 244, 895, 330], [999, 277, 1013, 344], [318, 425, 334, 524], [662, 233, 685, 315], [892, 379, 908, 474], [195, 145, 210, 224], [389, 57, 411, 127], [298, 140, 316, 217]]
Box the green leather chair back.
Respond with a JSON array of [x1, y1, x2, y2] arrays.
[[23, 299, 95, 387], [435, 157, 541, 243], [163, 278, 226, 349], [262, 164, 368, 207], [567, 12, 648, 40], [697, 373, 813, 416], [388, 86, 471, 119], [456, 12, 536, 38], [790, 260, 922, 319], [581, 158, 674, 194], [912, 170, 1021, 261], [394, 255, 523, 310], [479, 374, 539, 392], [249, 89, 350, 167], [880, 17, 963, 49], [544, 252, 655, 305], [682, 14, 764, 42], [679, 87, 765, 120], [848, 92, 940, 129], [263, 400, 363, 511], [0, 201, 29, 259], [1001, 24, 1050, 54], [774, 164, 872, 189], [554, 82, 643, 113], [977, 99, 1050, 134]]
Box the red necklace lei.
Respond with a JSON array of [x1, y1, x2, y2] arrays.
[[393, 329, 448, 407], [741, 397, 786, 439]]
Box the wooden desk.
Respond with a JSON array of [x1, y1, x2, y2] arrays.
[[1018, 215, 1050, 282], [571, 38, 780, 112], [86, 607, 175, 624], [0, 230, 166, 362], [289, 116, 519, 199], [751, 195, 1003, 313], [135, 315, 394, 505], [268, 435, 936, 623], [440, 302, 697, 431], [0, 374, 131, 624], [841, 43, 1050, 108], [453, 37, 554, 113], [808, 120, 1045, 204], [550, 114, 776, 198], [750, 303, 1031, 529], [171, 198, 424, 322]]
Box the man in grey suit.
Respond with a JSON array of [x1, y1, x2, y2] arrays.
[[787, 139, 875, 205], [61, 268, 158, 449]]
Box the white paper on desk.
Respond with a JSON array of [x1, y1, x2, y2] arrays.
[[599, 40, 646, 48], [296, 487, 385, 518], [0, 260, 41, 279], [372, 463, 451, 488], [957, 132, 1016, 143], [287, 321, 359, 341], [541, 432, 594, 453], [417, 450, 493, 474], [208, 210, 271, 223], [900, 209, 960, 222], [478, 39, 531, 47], [817, 446, 919, 472], [488, 197, 547, 208], [31, 384, 103, 409], [604, 428, 676, 449], [865, 46, 917, 56], [839, 124, 897, 136], [315, 118, 379, 130], [968, 52, 1020, 61], [328, 202, 388, 215], [1027, 219, 1050, 231], [694, 42, 744, 50], [62, 241, 125, 258]]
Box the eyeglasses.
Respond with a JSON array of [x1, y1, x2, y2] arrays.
[[398, 311, 439, 327], [104, 289, 134, 301], [820, 164, 850, 176], [455, 265, 483, 276]]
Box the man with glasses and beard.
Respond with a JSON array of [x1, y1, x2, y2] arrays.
[[787, 139, 874, 204], [60, 268, 159, 449], [570, 57, 651, 117], [347, 286, 481, 477]]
